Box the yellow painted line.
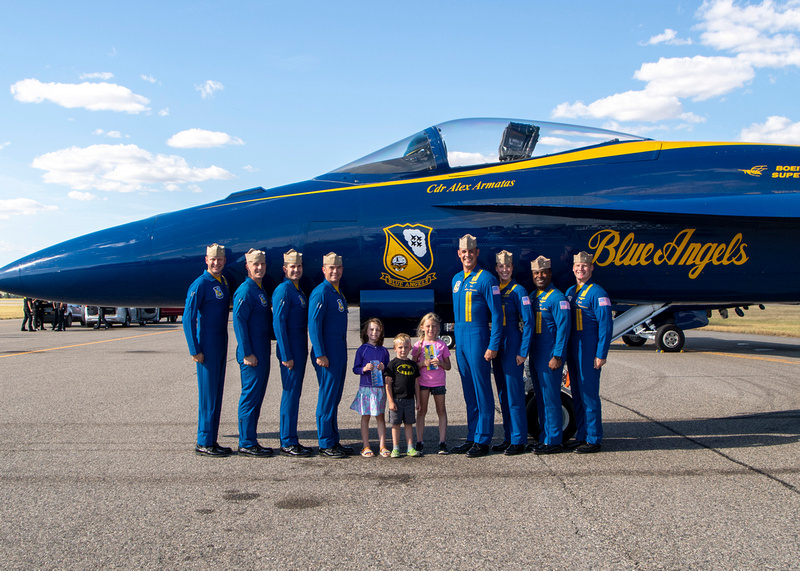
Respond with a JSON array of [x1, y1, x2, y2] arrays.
[[0, 329, 180, 359], [687, 350, 800, 365]]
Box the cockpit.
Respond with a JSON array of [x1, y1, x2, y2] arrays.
[[318, 118, 649, 183]]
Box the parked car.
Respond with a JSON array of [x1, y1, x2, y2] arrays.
[[84, 306, 160, 327], [159, 307, 182, 323]]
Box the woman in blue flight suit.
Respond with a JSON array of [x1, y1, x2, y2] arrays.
[[232, 248, 273, 457], [565, 251, 613, 454], [491, 250, 533, 456]]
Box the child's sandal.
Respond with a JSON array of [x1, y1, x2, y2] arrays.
[[361, 447, 375, 458], [379, 447, 391, 458]]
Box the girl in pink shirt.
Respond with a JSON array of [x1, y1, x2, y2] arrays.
[[412, 313, 452, 455]]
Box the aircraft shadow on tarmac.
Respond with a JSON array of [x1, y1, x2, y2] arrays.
[[609, 335, 800, 359], [602, 409, 800, 452]]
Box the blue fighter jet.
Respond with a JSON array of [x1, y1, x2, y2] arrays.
[[2, 117, 799, 351]]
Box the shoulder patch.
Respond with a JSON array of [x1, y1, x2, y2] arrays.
[[522, 296, 530, 306], [560, 300, 570, 310], [491, 285, 500, 295], [598, 297, 611, 307], [453, 280, 461, 293]]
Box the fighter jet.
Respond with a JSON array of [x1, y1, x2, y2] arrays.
[[2, 117, 799, 351]]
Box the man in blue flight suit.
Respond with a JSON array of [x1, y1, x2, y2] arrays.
[[183, 243, 232, 457], [530, 255, 571, 455], [451, 234, 503, 458], [309, 252, 353, 459], [232, 248, 273, 457], [273, 249, 312, 457], [565, 251, 613, 454], [490, 250, 533, 456]]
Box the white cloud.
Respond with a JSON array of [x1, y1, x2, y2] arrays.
[[93, 129, 124, 138], [243, 165, 258, 172], [553, 90, 685, 122], [0, 198, 58, 220], [80, 72, 114, 80], [30, 144, 235, 193], [10, 78, 150, 113], [739, 115, 800, 143], [195, 80, 224, 98], [158, 108, 170, 116], [141, 74, 157, 83], [634, 56, 754, 100], [68, 190, 96, 201], [0, 141, 10, 151], [166, 128, 244, 149], [644, 28, 693, 46], [698, 0, 800, 67]]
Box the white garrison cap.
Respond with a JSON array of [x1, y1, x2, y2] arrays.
[[459, 234, 477, 249], [573, 251, 593, 264], [323, 252, 343, 266], [495, 250, 513, 265], [245, 248, 265, 264], [283, 249, 302, 265], [530, 256, 551, 271]]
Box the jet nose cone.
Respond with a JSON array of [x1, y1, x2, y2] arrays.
[[0, 219, 156, 305]]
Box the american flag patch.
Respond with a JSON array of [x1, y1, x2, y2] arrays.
[[492, 285, 500, 295], [560, 300, 570, 310], [599, 297, 611, 307], [522, 296, 530, 305]]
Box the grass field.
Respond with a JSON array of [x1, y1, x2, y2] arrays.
[[2, 299, 799, 337]]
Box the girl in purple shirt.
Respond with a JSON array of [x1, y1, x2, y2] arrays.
[[350, 318, 390, 457]]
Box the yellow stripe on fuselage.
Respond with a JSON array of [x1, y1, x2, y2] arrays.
[[202, 140, 763, 211]]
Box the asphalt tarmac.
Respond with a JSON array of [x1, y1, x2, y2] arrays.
[[1, 312, 798, 570]]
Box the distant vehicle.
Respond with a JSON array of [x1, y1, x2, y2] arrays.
[[67, 304, 84, 326], [83, 307, 160, 327], [158, 307, 182, 323]]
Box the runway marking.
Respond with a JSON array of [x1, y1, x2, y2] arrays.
[[687, 350, 800, 365], [0, 329, 179, 359]]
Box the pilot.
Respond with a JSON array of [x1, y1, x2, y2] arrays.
[[272, 249, 312, 457], [529, 255, 570, 455], [232, 248, 273, 457], [183, 243, 232, 457], [490, 250, 532, 456], [451, 234, 503, 457], [309, 252, 353, 458], [565, 251, 613, 454]]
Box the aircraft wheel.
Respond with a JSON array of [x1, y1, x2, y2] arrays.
[[525, 392, 540, 439], [622, 334, 647, 347], [560, 390, 577, 442], [439, 333, 455, 349], [655, 324, 684, 352], [525, 390, 577, 442]]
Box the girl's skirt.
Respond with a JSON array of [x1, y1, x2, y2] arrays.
[[350, 386, 386, 417]]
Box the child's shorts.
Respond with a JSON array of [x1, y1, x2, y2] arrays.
[[420, 384, 446, 396], [388, 398, 416, 426]]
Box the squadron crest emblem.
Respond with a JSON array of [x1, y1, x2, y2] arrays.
[[380, 223, 436, 288]]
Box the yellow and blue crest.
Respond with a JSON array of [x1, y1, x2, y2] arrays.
[[381, 223, 436, 288]]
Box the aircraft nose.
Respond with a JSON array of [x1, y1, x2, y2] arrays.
[[0, 218, 155, 305]]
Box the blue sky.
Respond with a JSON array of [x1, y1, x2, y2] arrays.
[[2, 0, 800, 267]]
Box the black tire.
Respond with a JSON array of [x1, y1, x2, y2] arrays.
[[622, 334, 647, 347], [169, 315, 177, 323], [525, 389, 577, 442], [439, 333, 455, 349], [655, 324, 684, 352]]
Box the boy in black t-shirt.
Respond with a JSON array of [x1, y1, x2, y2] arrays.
[[385, 333, 422, 457]]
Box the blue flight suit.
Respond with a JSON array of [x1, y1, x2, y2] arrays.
[[531, 285, 570, 445], [565, 279, 613, 445], [183, 271, 230, 447], [232, 277, 272, 448], [308, 279, 348, 449], [491, 281, 533, 445], [272, 278, 308, 447], [452, 267, 503, 446]]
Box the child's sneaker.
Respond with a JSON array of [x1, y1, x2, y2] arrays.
[[438, 442, 449, 455], [415, 441, 424, 453], [390, 448, 401, 458], [407, 447, 421, 457]]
